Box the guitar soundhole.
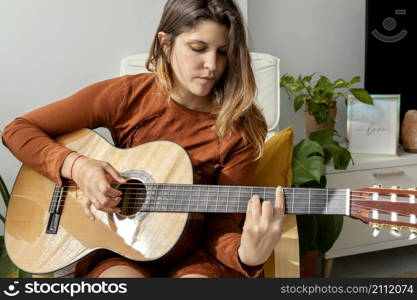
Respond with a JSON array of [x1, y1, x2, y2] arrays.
[[117, 179, 146, 216]]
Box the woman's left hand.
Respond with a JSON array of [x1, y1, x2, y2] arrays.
[[238, 186, 285, 266]]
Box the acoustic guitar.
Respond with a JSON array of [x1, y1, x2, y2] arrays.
[[4, 129, 417, 275]]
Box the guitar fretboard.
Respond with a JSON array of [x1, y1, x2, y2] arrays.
[[129, 184, 350, 215]]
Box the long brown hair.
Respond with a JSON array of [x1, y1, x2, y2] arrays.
[[146, 0, 267, 160]]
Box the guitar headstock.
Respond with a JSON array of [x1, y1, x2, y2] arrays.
[[351, 185, 417, 240]]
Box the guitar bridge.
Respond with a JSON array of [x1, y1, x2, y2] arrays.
[[46, 213, 61, 234], [46, 180, 68, 234]]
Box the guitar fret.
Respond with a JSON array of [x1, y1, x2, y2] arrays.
[[326, 188, 329, 214], [197, 185, 201, 212], [152, 184, 157, 211], [155, 184, 160, 211], [165, 184, 170, 211], [226, 188, 229, 213], [158, 185, 164, 211], [163, 184, 168, 211], [148, 185, 152, 211], [292, 188, 295, 214], [182, 185, 186, 212], [237, 186, 241, 213], [174, 184, 178, 211], [167, 184, 172, 211], [159, 184, 164, 211], [215, 186, 219, 213], [205, 186, 209, 213]]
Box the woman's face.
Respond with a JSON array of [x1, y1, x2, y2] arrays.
[[160, 20, 229, 102]]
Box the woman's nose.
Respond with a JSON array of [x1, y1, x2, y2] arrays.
[[203, 52, 218, 72]]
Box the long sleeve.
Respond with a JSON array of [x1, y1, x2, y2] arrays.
[[201, 137, 264, 278], [1, 76, 129, 186]]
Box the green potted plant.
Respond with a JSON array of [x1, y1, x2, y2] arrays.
[[280, 73, 373, 136], [282, 74, 373, 277]]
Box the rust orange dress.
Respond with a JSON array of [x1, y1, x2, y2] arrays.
[[2, 73, 265, 277]]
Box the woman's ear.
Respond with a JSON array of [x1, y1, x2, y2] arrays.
[[157, 32, 172, 60]]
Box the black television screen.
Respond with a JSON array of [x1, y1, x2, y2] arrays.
[[365, 0, 412, 125]]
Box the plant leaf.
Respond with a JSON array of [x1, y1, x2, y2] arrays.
[[325, 143, 352, 169], [289, 82, 304, 93], [309, 130, 352, 169], [316, 76, 331, 90], [293, 94, 308, 112], [348, 76, 361, 87], [350, 88, 373, 105], [292, 139, 325, 185], [280, 74, 295, 87], [0, 176, 9, 208], [293, 139, 324, 161], [309, 129, 337, 145], [333, 79, 347, 89], [302, 73, 315, 83]]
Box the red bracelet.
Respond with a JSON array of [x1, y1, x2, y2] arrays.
[[70, 154, 84, 181]]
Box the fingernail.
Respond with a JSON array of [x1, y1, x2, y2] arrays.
[[277, 186, 283, 192]]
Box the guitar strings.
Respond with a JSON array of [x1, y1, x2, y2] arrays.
[[59, 181, 385, 190], [57, 181, 414, 198], [61, 181, 415, 195], [53, 182, 383, 196], [48, 192, 409, 217], [50, 185, 403, 208], [48, 183, 413, 213], [51, 189, 376, 204], [49, 193, 405, 212], [46, 200, 416, 221], [43, 181, 416, 217], [50, 188, 404, 205]]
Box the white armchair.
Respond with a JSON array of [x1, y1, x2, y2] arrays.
[[120, 52, 280, 139]]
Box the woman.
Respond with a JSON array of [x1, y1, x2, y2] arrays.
[[2, 0, 284, 278]]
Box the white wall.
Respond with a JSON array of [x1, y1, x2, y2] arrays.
[[248, 0, 366, 144], [0, 0, 247, 233]]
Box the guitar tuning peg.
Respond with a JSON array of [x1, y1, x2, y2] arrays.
[[407, 187, 417, 191], [391, 185, 400, 190], [372, 184, 382, 189], [372, 224, 382, 237], [409, 229, 417, 241], [390, 226, 402, 238]]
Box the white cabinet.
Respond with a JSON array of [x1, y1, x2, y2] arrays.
[[325, 149, 417, 259]]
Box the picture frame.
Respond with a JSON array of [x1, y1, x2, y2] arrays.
[[347, 94, 401, 155]]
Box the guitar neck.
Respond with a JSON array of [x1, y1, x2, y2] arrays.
[[136, 184, 350, 216]]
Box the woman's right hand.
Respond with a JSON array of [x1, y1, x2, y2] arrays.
[[66, 154, 127, 221]]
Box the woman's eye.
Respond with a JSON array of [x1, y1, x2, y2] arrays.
[[191, 47, 205, 52], [190, 47, 227, 56]]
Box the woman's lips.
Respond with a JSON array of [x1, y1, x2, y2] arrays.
[[198, 77, 215, 83]]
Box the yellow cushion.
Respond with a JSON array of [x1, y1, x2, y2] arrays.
[[254, 127, 294, 187], [253, 127, 300, 278]]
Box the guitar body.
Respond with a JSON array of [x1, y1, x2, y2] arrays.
[[5, 129, 203, 274]]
